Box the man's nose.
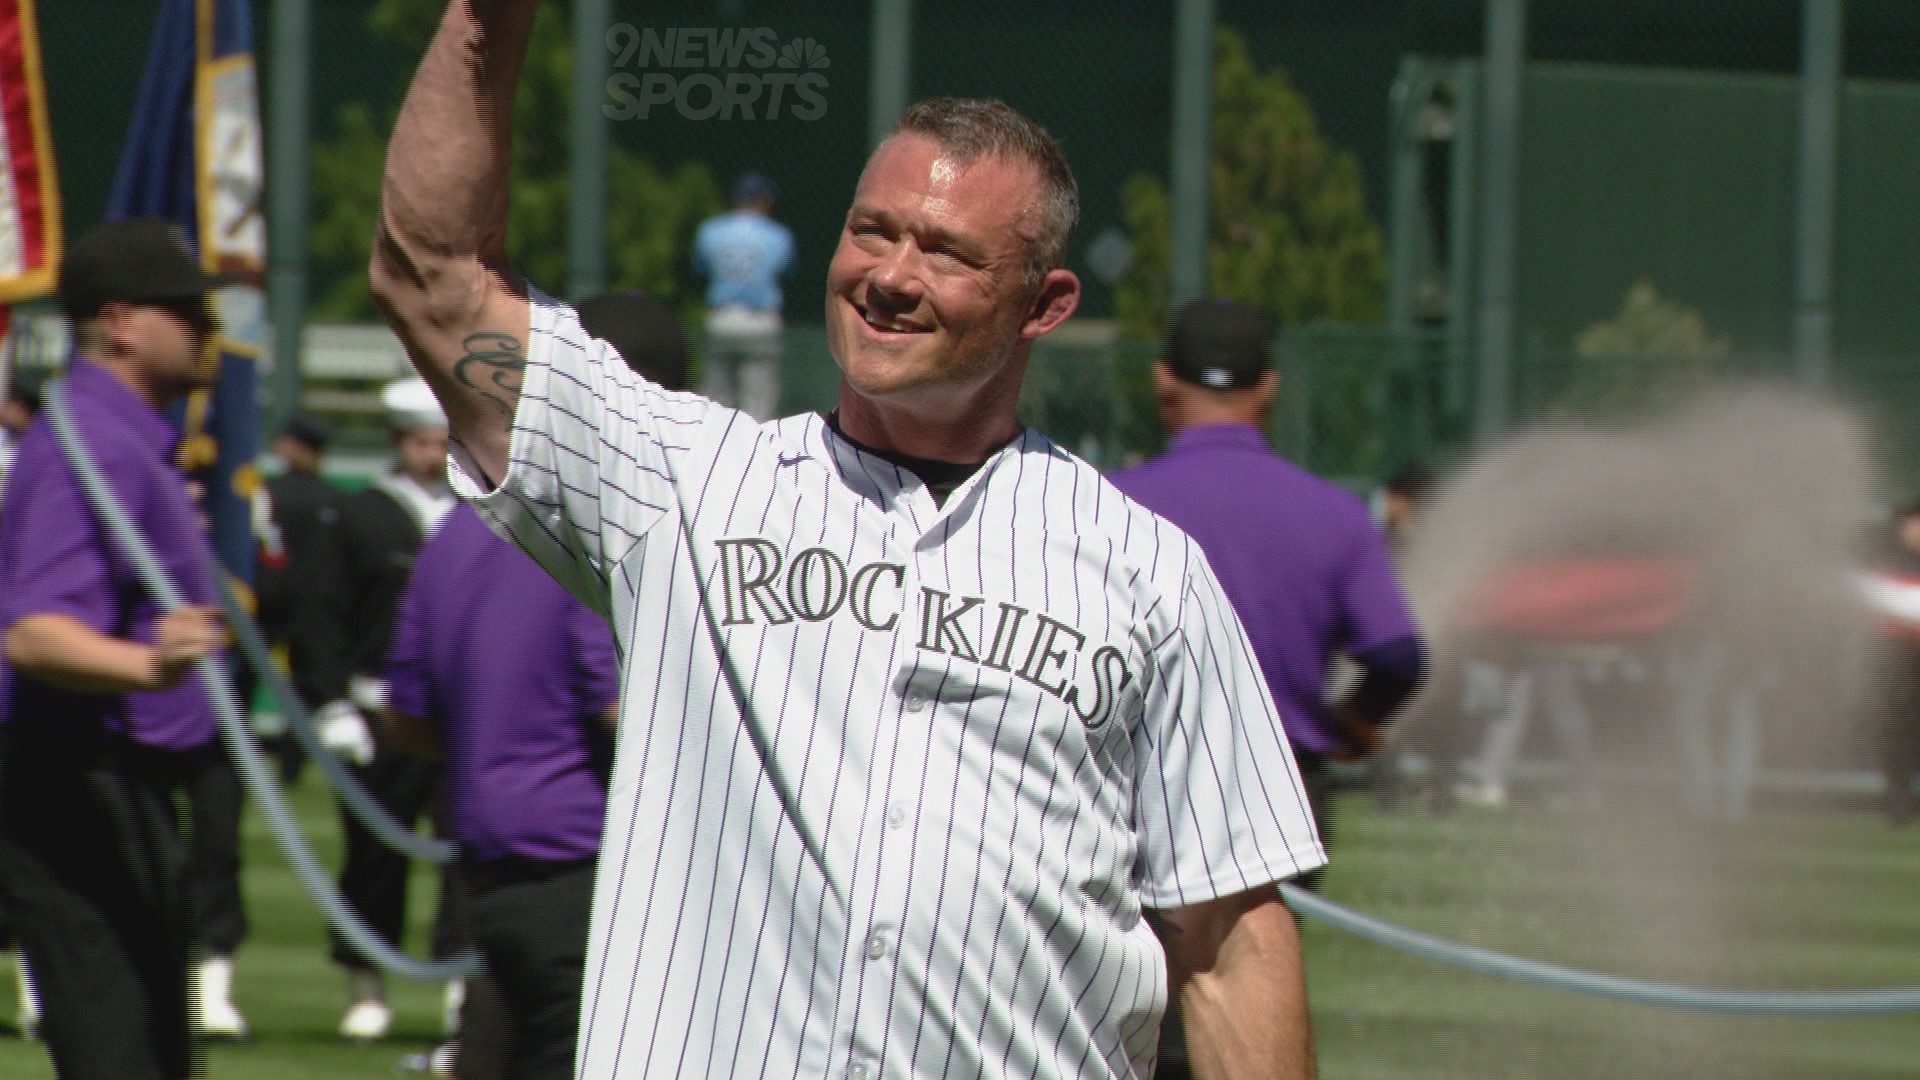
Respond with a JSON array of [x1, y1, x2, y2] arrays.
[[869, 240, 924, 298]]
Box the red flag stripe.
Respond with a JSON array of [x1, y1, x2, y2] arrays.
[[0, 0, 58, 301]]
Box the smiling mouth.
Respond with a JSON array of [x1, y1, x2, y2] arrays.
[[854, 301, 931, 335]]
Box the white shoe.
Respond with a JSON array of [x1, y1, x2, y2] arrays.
[[1454, 779, 1509, 808], [340, 999, 393, 1043], [441, 977, 466, 1037], [14, 953, 40, 1039], [200, 998, 251, 1041], [195, 956, 250, 1040]]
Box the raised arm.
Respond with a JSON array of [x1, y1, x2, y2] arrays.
[[368, 0, 539, 487]]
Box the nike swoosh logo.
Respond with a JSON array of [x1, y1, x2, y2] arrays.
[[777, 453, 810, 467]]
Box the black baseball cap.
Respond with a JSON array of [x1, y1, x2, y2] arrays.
[[57, 217, 241, 322], [279, 411, 334, 452], [732, 170, 778, 204], [1163, 299, 1276, 391], [576, 292, 691, 392]]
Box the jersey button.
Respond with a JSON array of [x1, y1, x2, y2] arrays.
[[903, 693, 926, 713], [850, 1064, 872, 1080], [865, 931, 892, 961], [887, 805, 908, 830]]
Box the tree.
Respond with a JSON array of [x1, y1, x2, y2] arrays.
[[1552, 278, 1731, 418], [307, 0, 723, 321], [1114, 27, 1388, 342], [1094, 28, 1389, 468]]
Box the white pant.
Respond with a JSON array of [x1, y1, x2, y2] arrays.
[[702, 307, 784, 422]]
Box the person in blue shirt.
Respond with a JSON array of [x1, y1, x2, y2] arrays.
[[691, 170, 795, 422]]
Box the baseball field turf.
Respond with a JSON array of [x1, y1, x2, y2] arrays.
[[2, 777, 1916, 1079]]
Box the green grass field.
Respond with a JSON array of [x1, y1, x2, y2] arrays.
[[3, 780, 1917, 1078]]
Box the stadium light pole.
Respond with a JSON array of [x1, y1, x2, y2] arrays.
[[1168, 0, 1214, 310], [1794, 0, 1843, 390], [265, 0, 311, 440], [869, 0, 914, 149], [1473, 0, 1525, 443], [568, 0, 613, 300]]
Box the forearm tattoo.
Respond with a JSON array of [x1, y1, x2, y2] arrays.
[[454, 331, 526, 418]]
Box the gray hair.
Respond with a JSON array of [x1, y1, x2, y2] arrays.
[[887, 97, 1079, 284]]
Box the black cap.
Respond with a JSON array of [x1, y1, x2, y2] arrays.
[[279, 411, 334, 452], [57, 217, 240, 322], [733, 170, 777, 204], [576, 292, 691, 392], [1164, 299, 1276, 391]]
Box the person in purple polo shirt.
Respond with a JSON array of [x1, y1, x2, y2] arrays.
[[382, 291, 686, 1080], [1108, 298, 1427, 1080], [0, 217, 235, 1080]]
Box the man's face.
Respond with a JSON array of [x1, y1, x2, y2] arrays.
[[824, 134, 1064, 411], [395, 426, 449, 486], [118, 295, 220, 393]]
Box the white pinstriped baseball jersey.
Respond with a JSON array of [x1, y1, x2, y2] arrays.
[[449, 292, 1327, 1080]]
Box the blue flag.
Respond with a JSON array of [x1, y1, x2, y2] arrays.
[[107, 0, 268, 594]]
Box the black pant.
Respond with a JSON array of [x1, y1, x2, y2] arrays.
[[180, 746, 248, 957], [0, 731, 197, 1080], [329, 749, 462, 969], [461, 858, 596, 1080], [1154, 751, 1334, 1080]]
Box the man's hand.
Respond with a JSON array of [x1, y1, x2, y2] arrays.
[[314, 700, 378, 767], [1328, 699, 1383, 762], [151, 605, 229, 688]]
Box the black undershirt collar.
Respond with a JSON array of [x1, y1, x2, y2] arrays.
[[824, 411, 999, 508]]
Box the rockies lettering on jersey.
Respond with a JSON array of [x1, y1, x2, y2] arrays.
[[449, 291, 1326, 1080], [715, 538, 1135, 729]]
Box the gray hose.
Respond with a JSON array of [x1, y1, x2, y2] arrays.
[[44, 379, 477, 982], [209, 574, 454, 863], [1278, 882, 1920, 1016]]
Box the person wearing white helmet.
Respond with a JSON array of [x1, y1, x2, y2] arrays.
[[304, 375, 463, 1043]]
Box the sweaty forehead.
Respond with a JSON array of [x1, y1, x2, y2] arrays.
[[852, 136, 1038, 239]]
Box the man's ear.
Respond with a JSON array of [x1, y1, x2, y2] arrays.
[[1252, 370, 1280, 410], [1020, 267, 1082, 340]]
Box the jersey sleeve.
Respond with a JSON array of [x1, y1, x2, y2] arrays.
[[1132, 550, 1328, 910], [449, 289, 719, 619]]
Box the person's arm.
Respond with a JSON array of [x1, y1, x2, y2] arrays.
[[1330, 634, 1427, 759], [6, 608, 226, 694], [1330, 511, 1429, 756], [1158, 888, 1317, 1080], [368, 0, 539, 486]]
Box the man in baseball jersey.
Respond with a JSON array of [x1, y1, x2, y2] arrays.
[[1107, 299, 1427, 1080], [369, 5, 1328, 1078], [693, 171, 796, 422], [0, 217, 234, 1080]]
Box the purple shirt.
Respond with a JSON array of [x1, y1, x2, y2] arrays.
[[1109, 423, 1418, 755], [0, 359, 219, 752], [385, 503, 619, 863]]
